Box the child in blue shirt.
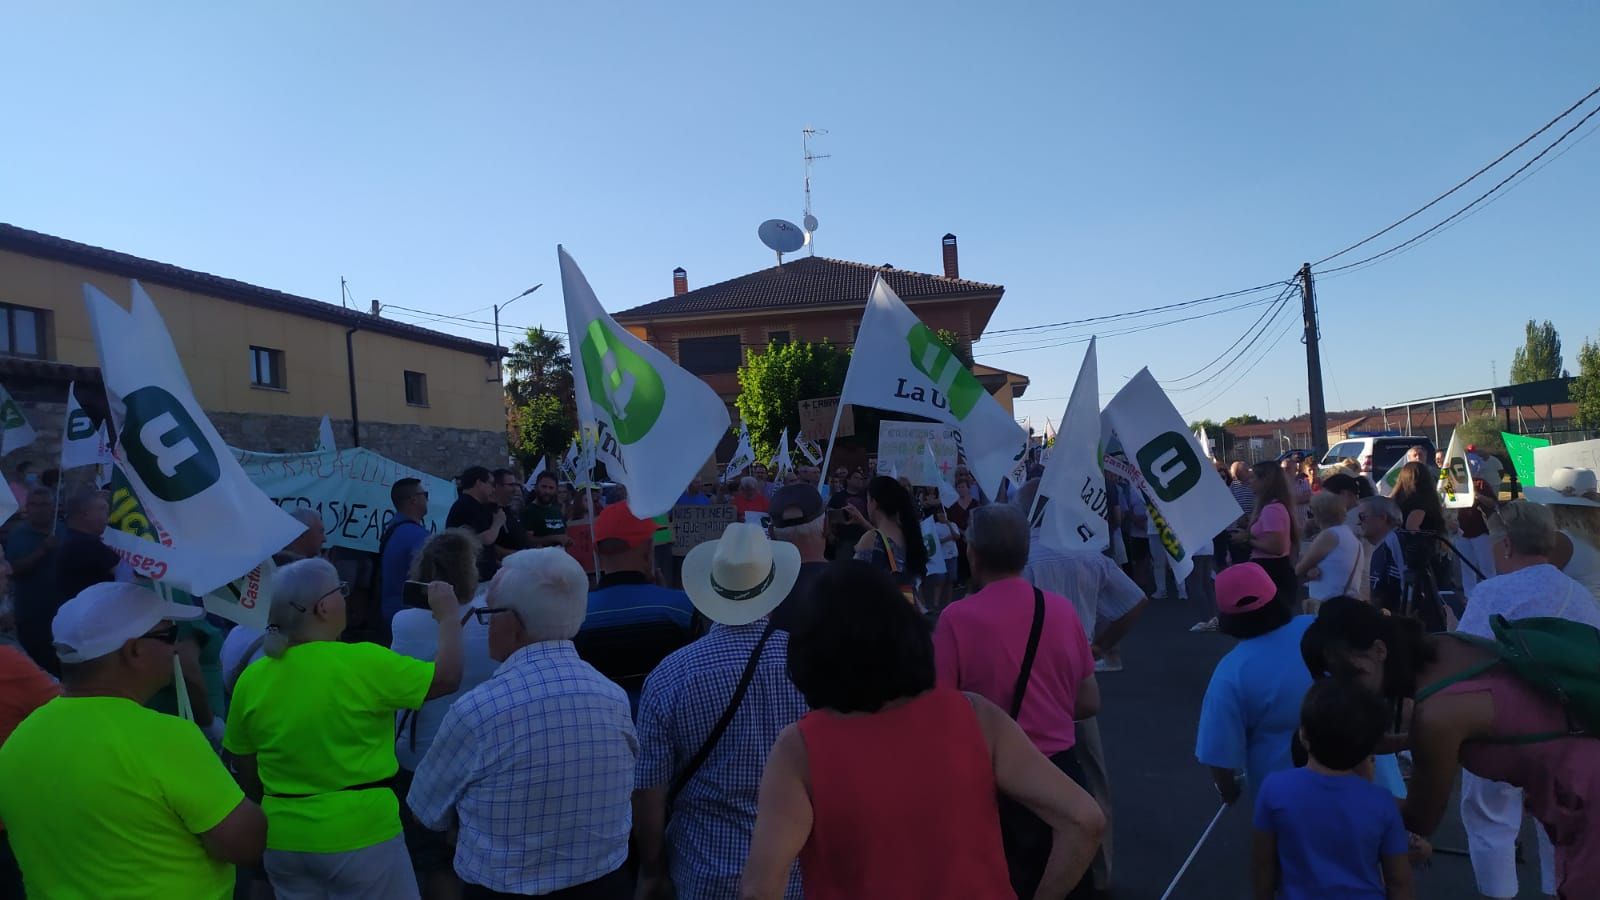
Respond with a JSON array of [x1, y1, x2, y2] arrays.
[[1253, 678, 1414, 900]]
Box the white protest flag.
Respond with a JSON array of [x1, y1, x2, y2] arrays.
[[561, 247, 730, 518], [316, 415, 337, 452], [1194, 427, 1215, 461], [1101, 369, 1241, 580], [840, 275, 1028, 497], [84, 280, 306, 596], [523, 456, 547, 492], [795, 430, 823, 466], [0, 384, 37, 456], [1376, 454, 1407, 497], [61, 382, 114, 470], [923, 437, 958, 508], [1437, 427, 1477, 509], [1031, 338, 1109, 552], [724, 421, 756, 483], [772, 427, 795, 477]]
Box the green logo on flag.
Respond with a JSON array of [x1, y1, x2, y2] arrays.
[[1136, 431, 1201, 503], [906, 324, 982, 419], [0, 398, 23, 430], [67, 408, 96, 441], [120, 386, 220, 501], [579, 320, 665, 445]]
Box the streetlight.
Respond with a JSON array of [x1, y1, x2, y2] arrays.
[[492, 284, 542, 382]]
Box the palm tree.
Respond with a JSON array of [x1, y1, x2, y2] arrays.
[[504, 327, 572, 408]]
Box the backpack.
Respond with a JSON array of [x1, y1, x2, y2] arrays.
[[1421, 615, 1600, 742]]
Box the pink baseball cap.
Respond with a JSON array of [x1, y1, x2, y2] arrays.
[[1216, 562, 1278, 615]]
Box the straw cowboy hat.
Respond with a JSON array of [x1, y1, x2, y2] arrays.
[[1523, 466, 1600, 509], [681, 522, 801, 626]]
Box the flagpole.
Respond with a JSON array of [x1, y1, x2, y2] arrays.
[[818, 399, 849, 485]]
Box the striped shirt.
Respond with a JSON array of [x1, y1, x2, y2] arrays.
[[407, 641, 637, 895]]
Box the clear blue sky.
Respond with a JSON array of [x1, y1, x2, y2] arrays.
[[4, 2, 1597, 429]]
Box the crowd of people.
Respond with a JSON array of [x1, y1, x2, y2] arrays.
[[0, 444, 1598, 899]]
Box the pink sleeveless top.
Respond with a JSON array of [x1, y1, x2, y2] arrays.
[[797, 689, 1014, 900], [1432, 668, 1600, 851]]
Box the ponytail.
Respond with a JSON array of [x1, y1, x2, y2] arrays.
[[867, 476, 928, 578], [262, 628, 290, 659]]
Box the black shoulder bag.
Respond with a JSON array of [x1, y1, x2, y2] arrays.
[[1010, 587, 1046, 719], [668, 620, 778, 805]]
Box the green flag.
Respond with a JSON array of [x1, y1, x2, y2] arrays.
[[1501, 432, 1550, 485], [0, 384, 37, 457]]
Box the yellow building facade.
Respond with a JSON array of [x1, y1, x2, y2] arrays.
[[0, 224, 507, 477]]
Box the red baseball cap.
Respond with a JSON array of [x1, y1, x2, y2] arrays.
[[1216, 562, 1278, 615], [593, 501, 660, 549]]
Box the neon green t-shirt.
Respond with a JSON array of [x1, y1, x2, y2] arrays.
[[0, 696, 242, 900], [224, 641, 432, 853]]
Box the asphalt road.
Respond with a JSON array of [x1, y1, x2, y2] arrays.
[[1093, 595, 1548, 899]]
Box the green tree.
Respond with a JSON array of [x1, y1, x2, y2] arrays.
[[1223, 414, 1263, 427], [934, 328, 974, 367], [1510, 319, 1565, 384], [1572, 335, 1600, 430], [1452, 416, 1507, 461], [734, 340, 851, 460], [512, 394, 573, 471], [504, 327, 575, 471]]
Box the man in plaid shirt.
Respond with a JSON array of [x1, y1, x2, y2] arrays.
[[632, 499, 816, 900], [408, 549, 638, 899]]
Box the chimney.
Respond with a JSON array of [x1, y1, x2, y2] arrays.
[[672, 267, 688, 296], [369, 299, 381, 316], [941, 233, 959, 279]]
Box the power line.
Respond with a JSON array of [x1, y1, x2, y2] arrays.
[[1158, 279, 1301, 385], [974, 294, 1285, 359], [1163, 291, 1300, 393], [1312, 83, 1600, 267], [982, 280, 1289, 338], [1183, 304, 1304, 418], [1313, 97, 1600, 277]]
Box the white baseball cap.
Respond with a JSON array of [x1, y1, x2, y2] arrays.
[[53, 582, 206, 664]]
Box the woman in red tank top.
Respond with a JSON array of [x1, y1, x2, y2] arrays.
[[740, 562, 1104, 900]]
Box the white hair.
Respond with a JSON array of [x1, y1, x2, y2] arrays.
[[772, 515, 826, 544], [740, 476, 758, 492], [264, 558, 340, 657], [288, 507, 324, 529], [491, 548, 589, 642]]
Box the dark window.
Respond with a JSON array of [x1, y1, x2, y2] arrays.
[[250, 346, 286, 389], [678, 335, 742, 375], [405, 370, 429, 406], [768, 330, 790, 346], [0, 303, 48, 359]]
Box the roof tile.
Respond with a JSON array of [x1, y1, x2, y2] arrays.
[[615, 256, 1002, 320]]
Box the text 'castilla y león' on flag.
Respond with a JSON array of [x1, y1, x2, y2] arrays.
[[560, 246, 730, 519], [839, 275, 1029, 498], [84, 280, 305, 621]]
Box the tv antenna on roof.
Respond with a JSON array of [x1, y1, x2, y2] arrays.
[[802, 126, 828, 256], [759, 219, 806, 265]]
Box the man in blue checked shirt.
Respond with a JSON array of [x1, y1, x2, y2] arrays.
[[632, 512, 812, 900], [407, 548, 638, 900]]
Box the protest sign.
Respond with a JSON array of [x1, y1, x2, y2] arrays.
[[1533, 438, 1600, 487], [876, 421, 961, 484], [799, 396, 854, 438], [671, 503, 738, 556], [231, 446, 455, 553]]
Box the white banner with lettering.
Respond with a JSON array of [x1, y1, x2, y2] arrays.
[[876, 421, 961, 485], [231, 447, 456, 553]]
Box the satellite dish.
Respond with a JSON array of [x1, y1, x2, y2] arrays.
[[759, 219, 806, 255], [803, 213, 819, 233]]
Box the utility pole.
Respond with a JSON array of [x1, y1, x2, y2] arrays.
[[1299, 263, 1329, 459]]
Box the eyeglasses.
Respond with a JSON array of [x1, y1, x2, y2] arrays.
[[289, 582, 350, 613], [471, 607, 514, 626]]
